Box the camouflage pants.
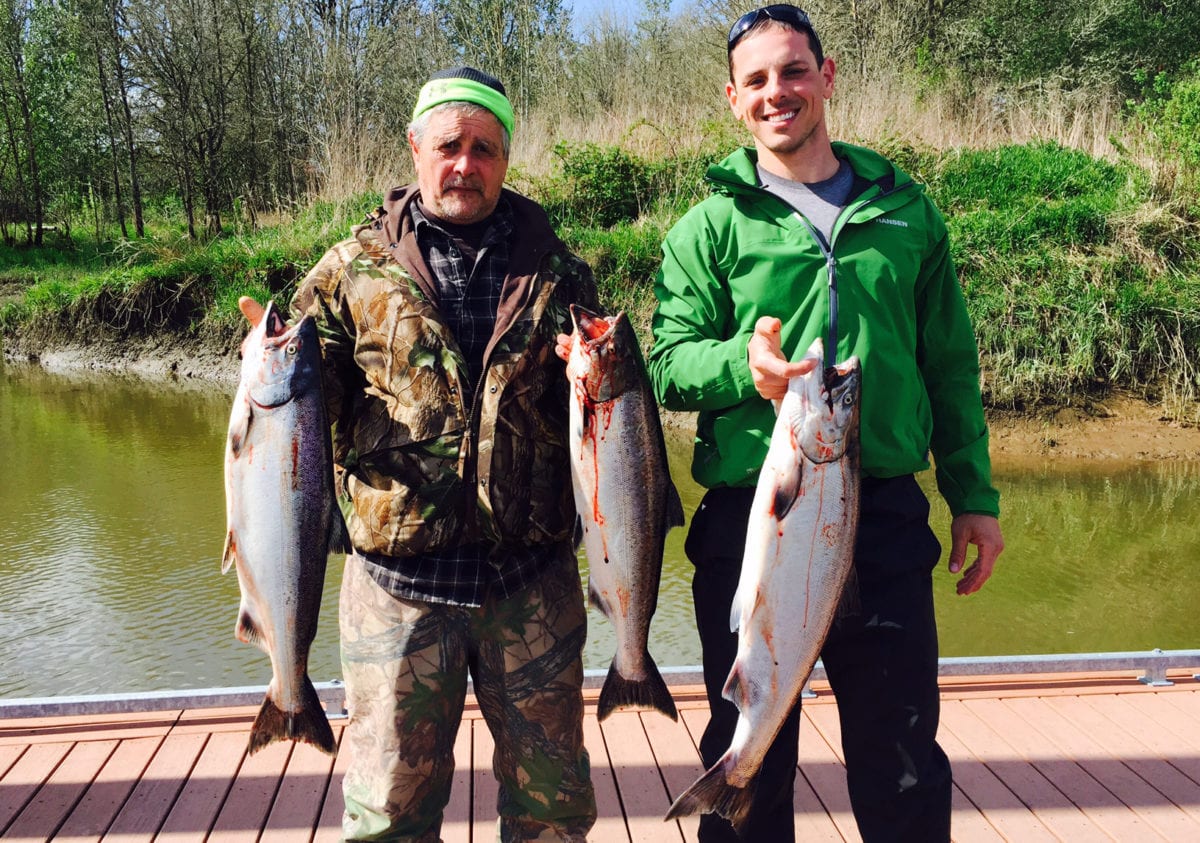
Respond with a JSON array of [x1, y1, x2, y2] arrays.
[[339, 548, 596, 843]]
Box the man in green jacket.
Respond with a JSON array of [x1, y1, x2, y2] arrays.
[[648, 7, 1004, 842], [243, 67, 596, 842]]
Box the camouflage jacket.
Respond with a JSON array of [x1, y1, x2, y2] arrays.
[[291, 185, 599, 558]]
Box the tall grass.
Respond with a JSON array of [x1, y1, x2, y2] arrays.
[[3, 78, 1199, 417]]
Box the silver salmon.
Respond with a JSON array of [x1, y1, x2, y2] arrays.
[[566, 304, 682, 722], [666, 338, 861, 830], [221, 301, 343, 755]]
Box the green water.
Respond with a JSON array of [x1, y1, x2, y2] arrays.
[[1, 361, 1197, 699]]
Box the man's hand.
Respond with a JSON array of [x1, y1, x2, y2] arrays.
[[555, 332, 573, 363], [238, 296, 266, 327], [949, 514, 1004, 595], [747, 316, 816, 400]]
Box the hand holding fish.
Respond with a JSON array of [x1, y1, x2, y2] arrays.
[[747, 316, 817, 400], [554, 331, 572, 362], [238, 295, 266, 327], [949, 513, 1004, 595]]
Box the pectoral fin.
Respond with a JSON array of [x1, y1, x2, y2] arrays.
[[221, 530, 238, 574], [227, 395, 253, 458], [771, 461, 803, 520]]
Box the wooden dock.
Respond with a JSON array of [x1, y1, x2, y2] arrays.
[[2, 671, 1199, 841]]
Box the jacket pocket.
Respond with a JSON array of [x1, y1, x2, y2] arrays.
[[344, 437, 468, 557]]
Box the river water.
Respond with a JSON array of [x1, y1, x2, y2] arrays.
[[1, 361, 1198, 699]]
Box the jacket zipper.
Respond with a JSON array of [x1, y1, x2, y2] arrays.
[[787, 180, 912, 364]]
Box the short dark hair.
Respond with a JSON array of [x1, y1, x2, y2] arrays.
[[727, 5, 825, 81]]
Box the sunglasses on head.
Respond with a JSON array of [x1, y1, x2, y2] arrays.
[[727, 4, 813, 52]]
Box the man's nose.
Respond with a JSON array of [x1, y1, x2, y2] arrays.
[[451, 152, 476, 176], [765, 72, 786, 102]]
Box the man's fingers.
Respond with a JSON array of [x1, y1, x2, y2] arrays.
[[554, 333, 573, 363], [238, 296, 265, 327]]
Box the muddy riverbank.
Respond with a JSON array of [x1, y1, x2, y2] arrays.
[[5, 330, 1200, 462]]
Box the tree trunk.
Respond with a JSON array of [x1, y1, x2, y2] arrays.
[[94, 31, 128, 240]]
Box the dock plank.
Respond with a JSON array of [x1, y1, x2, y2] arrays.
[[583, 712, 631, 843], [440, 718, 473, 843], [0, 742, 72, 835], [797, 705, 859, 841], [0, 673, 1197, 841], [1043, 692, 1200, 825], [1, 739, 116, 842], [963, 696, 1156, 841], [471, 718, 498, 841], [936, 709, 1058, 842], [208, 738, 292, 841], [640, 708, 703, 842], [154, 731, 245, 843], [1089, 692, 1200, 786], [1005, 695, 1200, 841], [53, 734, 165, 842], [940, 695, 1110, 840], [312, 726, 350, 843], [600, 709, 682, 842], [102, 732, 209, 842], [260, 740, 338, 843]]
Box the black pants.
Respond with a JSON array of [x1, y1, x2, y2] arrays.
[[686, 475, 952, 843]]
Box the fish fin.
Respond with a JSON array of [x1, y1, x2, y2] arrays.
[[720, 662, 754, 712], [771, 461, 803, 520], [835, 565, 861, 620], [665, 761, 757, 831], [596, 655, 678, 722], [220, 531, 237, 574], [236, 605, 264, 648], [587, 579, 610, 618], [227, 395, 253, 458], [248, 677, 336, 756], [664, 481, 685, 531], [327, 505, 351, 555]]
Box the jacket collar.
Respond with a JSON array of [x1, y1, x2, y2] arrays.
[[708, 143, 912, 199], [370, 184, 566, 345]]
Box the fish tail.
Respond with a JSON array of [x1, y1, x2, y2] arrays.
[[665, 761, 756, 831], [248, 677, 336, 756], [596, 656, 678, 722]]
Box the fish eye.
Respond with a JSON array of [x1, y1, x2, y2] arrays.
[[285, 342, 298, 355]]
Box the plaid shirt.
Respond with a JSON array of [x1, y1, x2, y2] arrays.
[[358, 197, 554, 607]]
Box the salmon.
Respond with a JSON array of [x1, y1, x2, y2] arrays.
[[566, 304, 682, 722], [221, 301, 344, 755], [666, 338, 861, 830]]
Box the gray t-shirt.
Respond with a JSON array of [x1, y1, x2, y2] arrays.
[[758, 159, 853, 247]]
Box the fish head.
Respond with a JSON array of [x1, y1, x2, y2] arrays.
[[238, 301, 321, 409], [566, 304, 637, 403], [791, 339, 861, 464]]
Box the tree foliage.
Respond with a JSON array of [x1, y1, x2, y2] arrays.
[[1, 0, 1198, 247]]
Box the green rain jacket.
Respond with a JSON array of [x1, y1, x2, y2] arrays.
[[648, 143, 1000, 518]]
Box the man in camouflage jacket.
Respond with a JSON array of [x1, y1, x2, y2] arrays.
[[274, 67, 598, 842]]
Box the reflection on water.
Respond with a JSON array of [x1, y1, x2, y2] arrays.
[[2, 361, 1198, 698]]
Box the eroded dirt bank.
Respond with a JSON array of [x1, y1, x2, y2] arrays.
[[5, 331, 1200, 461]]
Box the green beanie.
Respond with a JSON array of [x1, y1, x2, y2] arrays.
[[411, 67, 515, 138]]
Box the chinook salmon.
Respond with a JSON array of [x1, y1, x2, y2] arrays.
[[221, 301, 343, 755], [666, 338, 861, 830], [566, 304, 682, 722]]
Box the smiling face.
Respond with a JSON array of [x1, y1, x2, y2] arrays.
[[408, 104, 508, 225], [726, 22, 837, 180]]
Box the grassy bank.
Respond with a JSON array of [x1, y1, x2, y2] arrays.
[[3, 136, 1199, 418]]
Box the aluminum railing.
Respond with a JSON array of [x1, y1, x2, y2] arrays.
[[2, 649, 1197, 720]]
